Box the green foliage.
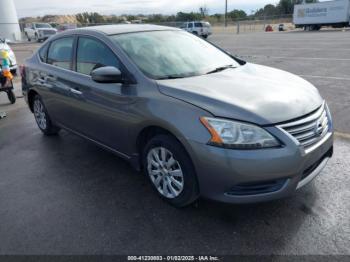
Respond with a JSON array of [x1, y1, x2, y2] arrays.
[[254, 0, 318, 18], [228, 10, 247, 21], [76, 12, 106, 25]]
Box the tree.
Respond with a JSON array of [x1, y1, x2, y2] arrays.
[[76, 12, 105, 25], [176, 12, 202, 22], [277, 0, 319, 15], [228, 9, 247, 21]]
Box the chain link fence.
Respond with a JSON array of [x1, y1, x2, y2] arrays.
[[1, 14, 296, 43]]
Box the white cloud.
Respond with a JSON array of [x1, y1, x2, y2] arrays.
[[13, 0, 277, 17]]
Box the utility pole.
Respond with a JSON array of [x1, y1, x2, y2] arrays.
[[224, 0, 228, 27]]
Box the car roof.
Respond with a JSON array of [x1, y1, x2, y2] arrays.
[[75, 24, 180, 36]]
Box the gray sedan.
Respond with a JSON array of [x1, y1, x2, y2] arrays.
[[22, 25, 334, 207]]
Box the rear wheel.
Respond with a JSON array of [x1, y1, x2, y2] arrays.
[[7, 90, 16, 104], [33, 95, 60, 135], [142, 135, 199, 207]]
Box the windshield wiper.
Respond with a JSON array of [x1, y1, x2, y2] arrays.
[[206, 64, 236, 74], [157, 75, 187, 80]]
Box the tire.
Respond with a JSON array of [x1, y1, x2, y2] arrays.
[[33, 95, 60, 135], [142, 134, 199, 207], [203, 35, 208, 39], [35, 33, 39, 42], [25, 33, 31, 42], [193, 31, 198, 35], [7, 90, 16, 104]]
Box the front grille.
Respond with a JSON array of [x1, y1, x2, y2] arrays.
[[226, 179, 287, 196], [279, 103, 330, 149]]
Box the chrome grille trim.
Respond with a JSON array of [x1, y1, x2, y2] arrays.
[[278, 102, 331, 151]]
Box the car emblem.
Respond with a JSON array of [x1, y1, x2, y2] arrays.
[[314, 119, 324, 137]]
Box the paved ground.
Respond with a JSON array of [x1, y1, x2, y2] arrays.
[[0, 30, 349, 255]]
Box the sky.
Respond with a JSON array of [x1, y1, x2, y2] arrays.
[[13, 0, 279, 18]]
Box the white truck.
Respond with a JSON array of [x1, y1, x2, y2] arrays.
[[181, 21, 212, 38], [24, 23, 57, 42], [293, 0, 350, 30]]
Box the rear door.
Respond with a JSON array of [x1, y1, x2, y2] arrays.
[[35, 36, 76, 126]]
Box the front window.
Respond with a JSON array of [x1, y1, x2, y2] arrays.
[[111, 30, 239, 79], [35, 23, 52, 29], [76, 37, 120, 75]]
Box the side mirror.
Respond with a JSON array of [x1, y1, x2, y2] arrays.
[[91, 66, 123, 84]]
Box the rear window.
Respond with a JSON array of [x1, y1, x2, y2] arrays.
[[35, 23, 52, 29], [38, 44, 49, 62], [47, 37, 74, 70]]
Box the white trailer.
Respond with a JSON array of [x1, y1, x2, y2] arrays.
[[293, 0, 350, 30]]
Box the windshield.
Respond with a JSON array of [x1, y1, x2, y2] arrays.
[[203, 22, 211, 27], [111, 30, 239, 79], [35, 23, 52, 29]]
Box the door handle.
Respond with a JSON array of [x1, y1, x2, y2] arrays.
[[38, 78, 46, 84], [70, 88, 83, 95]]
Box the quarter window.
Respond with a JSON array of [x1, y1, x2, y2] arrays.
[[77, 37, 120, 75], [47, 37, 74, 70], [38, 43, 49, 62]]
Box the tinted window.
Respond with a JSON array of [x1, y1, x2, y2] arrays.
[[47, 37, 74, 70], [188, 23, 193, 28], [195, 23, 203, 27], [39, 44, 49, 62], [77, 37, 120, 75], [35, 23, 52, 29]]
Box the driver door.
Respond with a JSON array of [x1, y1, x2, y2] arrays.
[[62, 36, 134, 153]]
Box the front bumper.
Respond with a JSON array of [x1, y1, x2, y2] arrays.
[[189, 128, 334, 204], [38, 31, 56, 40]]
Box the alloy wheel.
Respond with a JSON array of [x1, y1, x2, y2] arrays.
[[33, 100, 47, 130], [147, 147, 184, 199]]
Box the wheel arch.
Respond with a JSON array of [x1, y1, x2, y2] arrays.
[[136, 125, 201, 201], [135, 125, 196, 172], [28, 89, 39, 112]]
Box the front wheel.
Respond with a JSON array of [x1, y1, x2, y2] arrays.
[[7, 90, 16, 104], [25, 33, 31, 42], [143, 135, 199, 207], [33, 95, 60, 135], [35, 33, 40, 42]]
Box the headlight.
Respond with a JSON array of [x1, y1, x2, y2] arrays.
[[200, 117, 280, 149]]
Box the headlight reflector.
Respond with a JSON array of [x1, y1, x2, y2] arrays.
[[200, 117, 280, 149]]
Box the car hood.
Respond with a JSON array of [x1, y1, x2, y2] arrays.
[[157, 63, 323, 125]]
